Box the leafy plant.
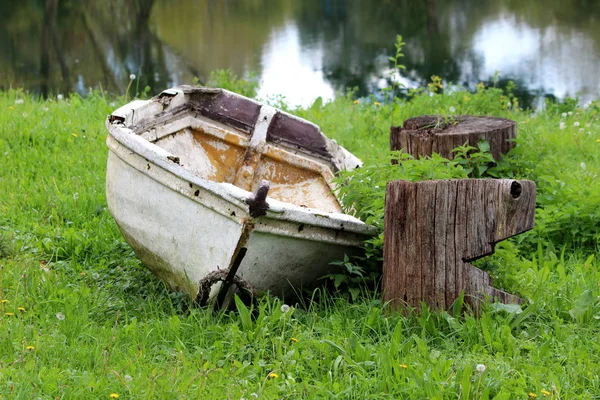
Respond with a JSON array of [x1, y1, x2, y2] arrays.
[[452, 139, 515, 178], [384, 35, 406, 102]]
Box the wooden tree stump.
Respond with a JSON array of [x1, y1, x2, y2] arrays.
[[383, 179, 535, 313], [390, 115, 517, 161]]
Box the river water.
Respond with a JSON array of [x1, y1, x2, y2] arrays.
[[2, 0, 600, 107]]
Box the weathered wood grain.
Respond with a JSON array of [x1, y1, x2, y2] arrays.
[[383, 179, 535, 313], [432, 181, 447, 309], [419, 182, 437, 307]]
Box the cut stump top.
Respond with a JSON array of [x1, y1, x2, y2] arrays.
[[401, 115, 514, 136], [391, 115, 517, 161]]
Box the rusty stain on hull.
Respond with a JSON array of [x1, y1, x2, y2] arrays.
[[252, 156, 340, 212], [191, 130, 246, 183]]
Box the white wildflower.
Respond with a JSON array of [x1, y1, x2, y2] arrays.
[[124, 375, 133, 382], [559, 122, 566, 130], [561, 112, 567, 118], [580, 162, 586, 170], [476, 364, 486, 373], [15, 99, 24, 105], [57, 94, 64, 101], [92, 272, 100, 280], [280, 304, 290, 313], [56, 312, 65, 321], [574, 121, 580, 127], [568, 111, 573, 116], [129, 73, 136, 81], [449, 106, 456, 113], [579, 128, 584, 133]]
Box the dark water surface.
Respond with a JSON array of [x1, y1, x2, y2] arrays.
[[2, 0, 600, 107]]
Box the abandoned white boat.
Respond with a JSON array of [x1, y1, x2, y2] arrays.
[[105, 86, 377, 305]]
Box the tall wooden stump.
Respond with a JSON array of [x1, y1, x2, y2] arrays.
[[391, 115, 517, 161], [383, 179, 535, 313]]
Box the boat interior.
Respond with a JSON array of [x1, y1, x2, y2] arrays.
[[149, 118, 343, 214]]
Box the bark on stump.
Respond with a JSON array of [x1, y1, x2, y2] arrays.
[[390, 115, 517, 161], [383, 179, 535, 313]]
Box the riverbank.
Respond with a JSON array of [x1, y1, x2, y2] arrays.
[[1, 82, 599, 398]]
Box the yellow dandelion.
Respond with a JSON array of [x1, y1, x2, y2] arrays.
[[80, 271, 86, 276], [529, 393, 538, 398], [541, 390, 551, 396], [267, 372, 279, 379], [290, 337, 298, 343], [17, 307, 26, 312], [596, 139, 600, 143], [26, 346, 35, 350], [374, 101, 382, 107], [352, 100, 359, 105], [9, 106, 14, 111], [399, 363, 408, 369], [72, 133, 78, 138], [5, 312, 15, 316], [109, 394, 119, 399], [1, 299, 8, 304]]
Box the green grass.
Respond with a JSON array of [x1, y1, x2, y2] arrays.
[[0, 81, 599, 399]]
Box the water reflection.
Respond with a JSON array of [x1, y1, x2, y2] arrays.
[[1, 0, 599, 107], [471, 13, 600, 102], [257, 23, 335, 106]]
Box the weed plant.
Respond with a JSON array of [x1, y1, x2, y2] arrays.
[[0, 70, 599, 398]]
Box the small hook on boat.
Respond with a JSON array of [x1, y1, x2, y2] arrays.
[[246, 179, 270, 218]]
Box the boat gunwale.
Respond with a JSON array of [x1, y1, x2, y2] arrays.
[[106, 125, 377, 237]]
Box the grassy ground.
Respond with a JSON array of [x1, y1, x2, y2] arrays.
[[0, 82, 599, 399]]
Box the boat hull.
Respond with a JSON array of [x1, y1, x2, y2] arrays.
[[105, 86, 377, 302], [107, 136, 369, 301]]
